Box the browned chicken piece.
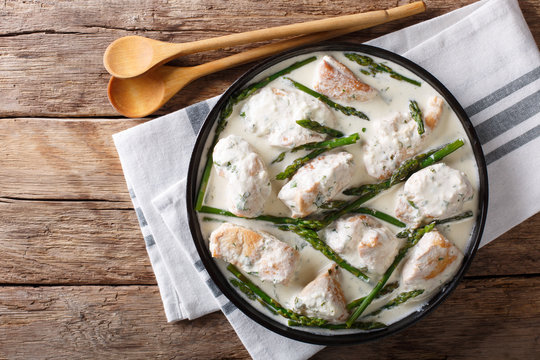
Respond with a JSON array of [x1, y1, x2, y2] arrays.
[[363, 96, 445, 180], [394, 163, 474, 226], [401, 230, 463, 292], [314, 55, 377, 102], [292, 264, 348, 323], [324, 215, 402, 275], [424, 96, 444, 129], [278, 152, 354, 218], [209, 223, 299, 284]]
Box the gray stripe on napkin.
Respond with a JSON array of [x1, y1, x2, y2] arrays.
[[486, 124, 540, 165], [222, 301, 237, 315], [135, 207, 148, 227], [194, 259, 205, 272], [206, 278, 223, 298], [144, 234, 156, 247], [475, 90, 540, 144], [465, 66, 540, 116], [128, 188, 136, 199], [186, 101, 211, 135]]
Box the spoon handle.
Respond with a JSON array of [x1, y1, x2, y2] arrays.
[[188, 2, 425, 80], [173, 2, 425, 56]]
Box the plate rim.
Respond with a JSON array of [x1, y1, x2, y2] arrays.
[[185, 42, 489, 345]]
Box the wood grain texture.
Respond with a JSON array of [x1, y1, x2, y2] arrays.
[[1, 0, 539, 358], [0, 118, 538, 284], [0, 199, 155, 285], [0, 118, 144, 201], [0, 285, 249, 359], [0, 277, 538, 359], [0, 195, 537, 284], [316, 276, 540, 360], [1, 0, 538, 117]]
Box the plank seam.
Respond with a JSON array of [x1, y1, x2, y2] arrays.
[[0, 273, 538, 287], [0, 196, 132, 204]]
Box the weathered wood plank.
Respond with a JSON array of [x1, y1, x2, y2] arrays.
[[1, 1, 539, 358], [0, 285, 249, 359], [1, 0, 538, 37], [0, 199, 155, 285], [1, 0, 538, 117], [0, 0, 398, 33], [316, 276, 540, 359], [0, 118, 144, 201], [0, 118, 538, 283], [0, 277, 538, 359], [0, 195, 537, 284], [466, 212, 540, 277]]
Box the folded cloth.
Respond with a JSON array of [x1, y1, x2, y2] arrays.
[[113, 0, 540, 358]]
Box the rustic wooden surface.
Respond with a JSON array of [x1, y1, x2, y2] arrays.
[[0, 0, 539, 358]]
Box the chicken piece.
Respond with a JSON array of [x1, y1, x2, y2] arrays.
[[209, 223, 299, 284], [401, 230, 463, 291], [324, 215, 401, 274], [424, 96, 444, 129], [363, 96, 444, 180], [395, 163, 474, 226], [278, 152, 354, 218], [213, 135, 271, 217], [314, 55, 377, 102], [293, 265, 348, 323], [240, 86, 336, 148]]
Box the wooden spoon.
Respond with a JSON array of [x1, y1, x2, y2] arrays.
[[104, 2, 425, 79], [108, 2, 426, 118]]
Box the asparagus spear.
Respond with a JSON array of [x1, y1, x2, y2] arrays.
[[346, 281, 400, 310], [299, 140, 464, 231], [227, 264, 328, 326], [284, 225, 369, 281], [396, 211, 473, 238], [202, 216, 225, 223], [318, 199, 349, 210], [194, 114, 229, 210], [346, 222, 435, 327], [271, 151, 287, 164], [351, 207, 406, 228], [198, 205, 325, 229], [368, 289, 425, 316], [272, 133, 358, 164], [229, 278, 257, 301], [276, 145, 326, 179], [195, 56, 317, 210], [291, 134, 360, 153], [296, 119, 344, 138], [230, 278, 280, 314], [288, 320, 386, 330], [284, 77, 369, 120], [433, 210, 474, 225], [232, 56, 317, 105], [275, 133, 359, 180], [345, 53, 421, 87], [409, 100, 424, 135], [343, 139, 465, 196]]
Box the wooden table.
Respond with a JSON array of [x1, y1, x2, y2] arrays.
[[1, 0, 539, 358]]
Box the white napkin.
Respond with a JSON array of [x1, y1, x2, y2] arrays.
[[113, 0, 540, 358]]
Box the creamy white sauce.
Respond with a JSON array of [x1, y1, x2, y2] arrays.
[[241, 86, 336, 148], [278, 151, 355, 218], [395, 163, 474, 226], [197, 51, 480, 333], [213, 135, 272, 217]]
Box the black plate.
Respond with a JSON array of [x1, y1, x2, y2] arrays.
[[186, 43, 489, 345]]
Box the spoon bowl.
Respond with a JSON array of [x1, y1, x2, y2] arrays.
[[106, 2, 427, 117], [104, 36, 158, 79], [108, 66, 195, 118]]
